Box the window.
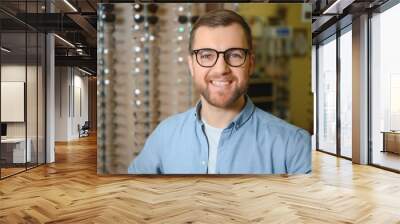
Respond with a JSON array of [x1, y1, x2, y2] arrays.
[[370, 2, 400, 171], [317, 35, 337, 154], [339, 27, 352, 158], [0, 1, 47, 179]]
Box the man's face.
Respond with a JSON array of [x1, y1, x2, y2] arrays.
[[188, 23, 255, 108]]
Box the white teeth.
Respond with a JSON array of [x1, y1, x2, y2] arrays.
[[211, 80, 229, 87]]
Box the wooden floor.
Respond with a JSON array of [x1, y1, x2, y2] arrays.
[[1, 163, 45, 178], [0, 167, 26, 178], [1, 135, 400, 223]]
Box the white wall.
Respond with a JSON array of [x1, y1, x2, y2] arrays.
[[55, 66, 89, 141], [1, 65, 26, 133], [1, 65, 36, 138], [1, 82, 25, 122], [55, 66, 69, 141], [72, 72, 89, 138], [1, 64, 46, 164]]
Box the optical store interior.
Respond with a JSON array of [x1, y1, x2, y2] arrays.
[[97, 3, 313, 173], [1, 0, 400, 223]]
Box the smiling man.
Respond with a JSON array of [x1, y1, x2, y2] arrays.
[[128, 9, 311, 174]]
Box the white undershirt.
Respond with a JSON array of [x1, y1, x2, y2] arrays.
[[202, 120, 223, 174]]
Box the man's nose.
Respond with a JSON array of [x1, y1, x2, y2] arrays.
[[213, 53, 230, 74]]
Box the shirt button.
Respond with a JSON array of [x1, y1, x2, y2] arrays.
[[201, 161, 206, 165]]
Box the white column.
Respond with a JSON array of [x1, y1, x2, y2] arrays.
[[46, 32, 55, 163], [352, 14, 369, 164]]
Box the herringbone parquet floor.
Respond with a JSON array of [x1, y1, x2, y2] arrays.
[[1, 134, 400, 223]]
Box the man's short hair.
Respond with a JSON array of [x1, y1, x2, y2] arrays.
[[189, 9, 253, 52]]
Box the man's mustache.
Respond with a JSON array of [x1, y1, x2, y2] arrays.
[[205, 75, 235, 82]]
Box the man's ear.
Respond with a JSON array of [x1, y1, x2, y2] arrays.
[[188, 55, 194, 78]]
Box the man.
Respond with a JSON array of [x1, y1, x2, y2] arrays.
[[128, 9, 311, 174]]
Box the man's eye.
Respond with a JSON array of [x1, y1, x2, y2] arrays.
[[200, 54, 213, 59], [229, 53, 243, 59]]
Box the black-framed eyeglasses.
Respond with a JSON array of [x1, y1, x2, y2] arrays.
[[191, 48, 249, 68]]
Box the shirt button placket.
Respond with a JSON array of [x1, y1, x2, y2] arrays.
[[201, 160, 207, 173]]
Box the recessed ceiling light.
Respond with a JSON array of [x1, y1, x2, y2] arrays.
[[63, 0, 78, 12], [1, 47, 11, 53], [54, 34, 75, 48], [78, 67, 93, 76], [322, 0, 353, 15]]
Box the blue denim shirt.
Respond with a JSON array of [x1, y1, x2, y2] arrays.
[[128, 96, 311, 174]]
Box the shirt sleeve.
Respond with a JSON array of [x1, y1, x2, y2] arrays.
[[285, 129, 312, 174], [127, 125, 164, 174]]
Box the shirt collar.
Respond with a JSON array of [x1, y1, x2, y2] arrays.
[[194, 95, 255, 130]]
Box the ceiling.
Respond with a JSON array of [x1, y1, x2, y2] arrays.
[[0, 0, 97, 74], [1, 0, 395, 74], [310, 0, 389, 42]]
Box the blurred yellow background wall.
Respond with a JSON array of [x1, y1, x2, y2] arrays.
[[238, 3, 313, 133]]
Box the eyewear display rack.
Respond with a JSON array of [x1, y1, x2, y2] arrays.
[[98, 3, 204, 173]]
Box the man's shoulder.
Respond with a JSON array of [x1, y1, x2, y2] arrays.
[[252, 107, 309, 137], [156, 107, 196, 131]]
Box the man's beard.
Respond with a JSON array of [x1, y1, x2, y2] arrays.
[[195, 78, 248, 108]]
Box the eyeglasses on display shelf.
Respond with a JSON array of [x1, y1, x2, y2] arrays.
[[98, 4, 206, 171], [109, 4, 138, 173], [134, 122, 152, 135], [157, 4, 196, 119], [98, 3, 117, 173], [130, 3, 162, 155], [158, 76, 191, 87]]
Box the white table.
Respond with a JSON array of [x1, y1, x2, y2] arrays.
[[1, 138, 31, 163]]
